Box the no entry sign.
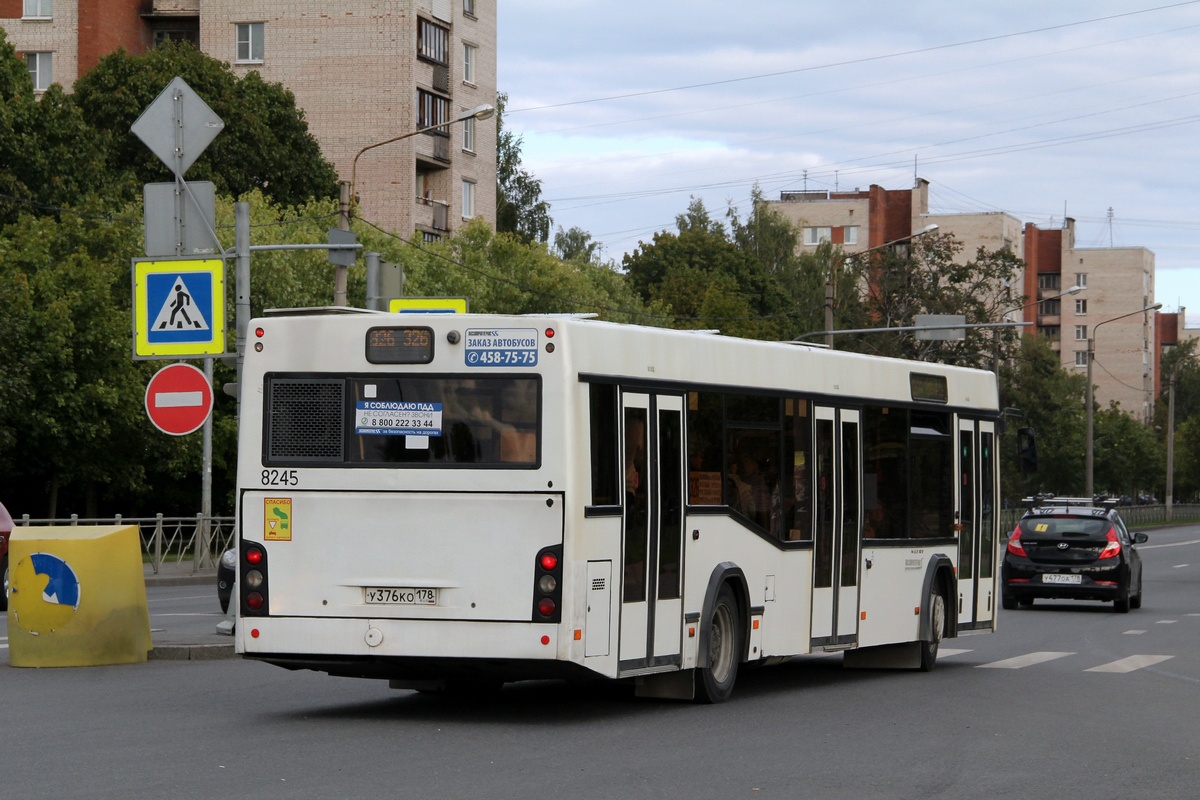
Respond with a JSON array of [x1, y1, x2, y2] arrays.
[[145, 363, 213, 436]]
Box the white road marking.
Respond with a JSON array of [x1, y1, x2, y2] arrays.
[[1139, 539, 1200, 550], [938, 648, 971, 657], [1173, 564, 1190, 569], [1123, 630, 1147, 635], [1157, 620, 1178, 625], [1085, 655, 1173, 673], [978, 651, 1075, 669]]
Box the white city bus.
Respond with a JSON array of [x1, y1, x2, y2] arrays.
[[234, 309, 1002, 702]]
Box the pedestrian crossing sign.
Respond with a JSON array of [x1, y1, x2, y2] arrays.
[[133, 258, 226, 358]]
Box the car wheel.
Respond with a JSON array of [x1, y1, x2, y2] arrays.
[[1114, 590, 1131, 613], [1001, 593, 1018, 611], [1, 553, 8, 612]]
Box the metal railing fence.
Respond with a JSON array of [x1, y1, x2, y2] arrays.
[[12, 514, 236, 574], [999, 503, 1200, 533]]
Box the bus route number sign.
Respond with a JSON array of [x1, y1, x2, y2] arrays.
[[355, 401, 442, 436], [464, 328, 538, 367]]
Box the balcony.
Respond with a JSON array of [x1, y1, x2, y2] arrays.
[[414, 197, 450, 232]]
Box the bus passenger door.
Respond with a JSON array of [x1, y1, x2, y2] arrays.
[[811, 407, 862, 649], [957, 420, 998, 630], [618, 392, 686, 672]]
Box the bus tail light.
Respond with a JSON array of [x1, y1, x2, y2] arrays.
[[241, 543, 270, 616], [532, 544, 563, 623]]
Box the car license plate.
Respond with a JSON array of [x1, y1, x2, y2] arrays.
[[1042, 573, 1082, 585], [364, 587, 438, 605]]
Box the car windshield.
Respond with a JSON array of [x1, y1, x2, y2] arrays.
[[1019, 515, 1110, 536]]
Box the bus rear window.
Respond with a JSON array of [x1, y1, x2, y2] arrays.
[[350, 376, 539, 466], [263, 374, 540, 467]]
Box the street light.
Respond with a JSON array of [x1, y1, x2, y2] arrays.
[[346, 103, 495, 222], [824, 223, 939, 347], [332, 103, 494, 306], [1085, 302, 1162, 497]]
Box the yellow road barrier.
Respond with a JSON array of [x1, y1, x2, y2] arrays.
[[7, 525, 152, 667]]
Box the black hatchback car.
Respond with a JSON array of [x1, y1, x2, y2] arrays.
[[1002, 497, 1148, 613]]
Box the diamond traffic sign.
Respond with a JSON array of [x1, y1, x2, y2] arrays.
[[132, 258, 226, 359], [145, 363, 213, 436], [131, 77, 225, 176]]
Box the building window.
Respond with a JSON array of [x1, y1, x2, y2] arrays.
[[843, 226, 859, 245], [1038, 325, 1059, 339], [422, 231, 442, 244], [418, 18, 449, 65], [155, 29, 200, 48], [1037, 273, 1060, 291], [25, 52, 52, 91], [1075, 299, 1088, 315], [418, 90, 450, 130], [462, 116, 476, 153], [464, 0, 476, 16], [1075, 273, 1087, 288], [1041, 299, 1061, 317], [803, 227, 831, 246], [235, 23, 264, 63], [463, 43, 477, 84], [1074, 351, 1088, 368], [462, 179, 476, 219], [23, 0, 51, 18], [1075, 325, 1087, 341]]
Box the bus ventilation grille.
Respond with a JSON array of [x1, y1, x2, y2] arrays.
[[266, 378, 345, 462]]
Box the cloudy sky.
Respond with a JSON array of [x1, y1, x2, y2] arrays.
[[498, 0, 1200, 324]]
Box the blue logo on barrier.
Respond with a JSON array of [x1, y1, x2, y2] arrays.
[[31, 553, 81, 609]]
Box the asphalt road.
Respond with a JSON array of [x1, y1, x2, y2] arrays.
[[2, 523, 1198, 799]]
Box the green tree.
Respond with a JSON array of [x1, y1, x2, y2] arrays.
[[553, 225, 600, 263], [1155, 339, 1200, 425], [0, 30, 114, 225], [495, 92, 551, 244], [0, 203, 198, 517], [1174, 416, 1200, 502], [849, 235, 1024, 366], [726, 187, 831, 340], [1091, 403, 1164, 499], [70, 41, 338, 208], [998, 335, 1088, 501], [622, 196, 798, 339]]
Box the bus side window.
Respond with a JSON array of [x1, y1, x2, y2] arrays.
[[589, 384, 619, 505]]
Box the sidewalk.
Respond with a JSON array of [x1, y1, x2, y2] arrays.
[[143, 560, 237, 661]]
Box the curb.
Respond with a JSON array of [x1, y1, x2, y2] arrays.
[[148, 642, 237, 661]]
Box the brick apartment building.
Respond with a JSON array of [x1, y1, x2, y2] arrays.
[[1, 0, 497, 240], [770, 179, 1161, 420]]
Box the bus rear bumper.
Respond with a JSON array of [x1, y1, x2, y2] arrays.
[[236, 616, 594, 682]]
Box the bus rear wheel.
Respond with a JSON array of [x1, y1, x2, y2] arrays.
[[696, 584, 740, 704], [919, 588, 946, 672]]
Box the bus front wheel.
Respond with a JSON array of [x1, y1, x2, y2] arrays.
[[696, 584, 741, 703]]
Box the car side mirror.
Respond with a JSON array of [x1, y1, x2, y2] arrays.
[[1133, 532, 1149, 545], [1016, 427, 1038, 474]]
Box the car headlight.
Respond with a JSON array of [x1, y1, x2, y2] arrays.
[[220, 548, 237, 569]]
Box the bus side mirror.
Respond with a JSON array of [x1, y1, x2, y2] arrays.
[[1016, 427, 1038, 474]]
